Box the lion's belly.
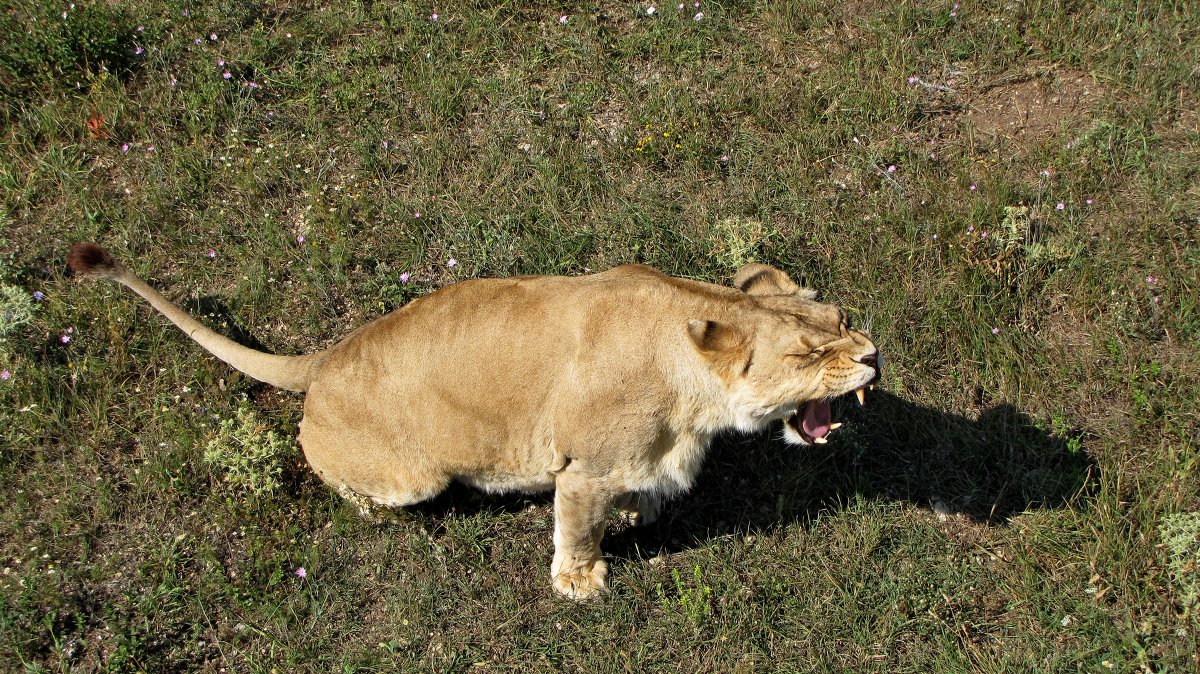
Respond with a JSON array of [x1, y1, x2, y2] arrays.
[[459, 470, 557, 494]]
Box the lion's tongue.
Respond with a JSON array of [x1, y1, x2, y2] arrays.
[[801, 400, 831, 438]]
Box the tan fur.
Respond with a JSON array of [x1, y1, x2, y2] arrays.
[[69, 244, 880, 599]]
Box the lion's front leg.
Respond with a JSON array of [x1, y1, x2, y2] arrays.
[[550, 472, 615, 600]]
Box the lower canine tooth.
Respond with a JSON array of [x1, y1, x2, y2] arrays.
[[813, 436, 828, 444], [829, 422, 843, 431], [855, 388, 866, 405]]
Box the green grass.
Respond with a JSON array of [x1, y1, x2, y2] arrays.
[[2, 0, 1198, 670]]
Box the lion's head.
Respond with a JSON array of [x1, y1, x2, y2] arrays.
[[688, 264, 881, 445]]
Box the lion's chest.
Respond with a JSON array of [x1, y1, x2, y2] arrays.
[[626, 430, 715, 496]]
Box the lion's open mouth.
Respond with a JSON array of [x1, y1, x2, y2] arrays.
[[785, 387, 868, 444]]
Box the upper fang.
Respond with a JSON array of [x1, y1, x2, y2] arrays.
[[855, 388, 866, 405]]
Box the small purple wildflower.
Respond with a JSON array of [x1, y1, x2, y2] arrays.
[[146, 145, 155, 153], [194, 37, 203, 45], [1086, 198, 1094, 205], [414, 211, 421, 218], [134, 46, 145, 55], [981, 231, 989, 238], [694, 11, 704, 20], [61, 335, 71, 344], [1056, 202, 1065, 210], [1, 370, 10, 381], [33, 291, 44, 301], [182, 9, 189, 17], [719, 154, 730, 163], [217, 59, 225, 66], [647, 6, 657, 15], [399, 272, 411, 283], [206, 249, 217, 259], [887, 165, 896, 173], [992, 327, 1000, 335], [67, 327, 74, 334], [431, 12, 439, 21], [222, 71, 232, 80], [447, 258, 458, 268], [295, 567, 307, 578], [209, 33, 218, 41], [907, 76, 918, 84], [247, 81, 260, 89], [296, 234, 305, 244], [1040, 169, 1050, 178], [929, 152, 937, 159], [121, 143, 129, 153], [969, 184, 977, 191], [967, 225, 974, 232], [1146, 275, 1156, 285], [559, 15, 568, 24]]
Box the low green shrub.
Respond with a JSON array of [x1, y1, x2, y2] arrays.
[[0, 1, 138, 101], [203, 403, 295, 499]]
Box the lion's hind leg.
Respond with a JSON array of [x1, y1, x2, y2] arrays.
[[299, 423, 447, 517]]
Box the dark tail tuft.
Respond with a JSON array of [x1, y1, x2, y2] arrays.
[[68, 243, 121, 278]]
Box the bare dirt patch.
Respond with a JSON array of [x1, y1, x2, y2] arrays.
[[590, 97, 628, 146], [968, 70, 1103, 147]]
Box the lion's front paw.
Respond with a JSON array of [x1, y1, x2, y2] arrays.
[[551, 558, 608, 600]]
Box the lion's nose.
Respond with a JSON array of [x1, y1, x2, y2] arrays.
[[858, 350, 883, 384]]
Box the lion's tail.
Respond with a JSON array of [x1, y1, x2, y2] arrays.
[[68, 243, 321, 392]]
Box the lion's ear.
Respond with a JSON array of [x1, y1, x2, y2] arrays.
[[733, 263, 816, 299], [687, 319, 743, 353], [688, 320, 752, 374]]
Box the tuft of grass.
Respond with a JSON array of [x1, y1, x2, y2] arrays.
[[0, 283, 38, 344], [706, 216, 776, 272]]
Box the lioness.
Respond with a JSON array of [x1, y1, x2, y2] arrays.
[[68, 243, 880, 599]]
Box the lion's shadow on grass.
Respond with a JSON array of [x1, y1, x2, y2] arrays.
[[402, 390, 1096, 560], [606, 389, 1097, 557]]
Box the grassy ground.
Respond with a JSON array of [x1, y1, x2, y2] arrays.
[[1, 0, 1198, 670]]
